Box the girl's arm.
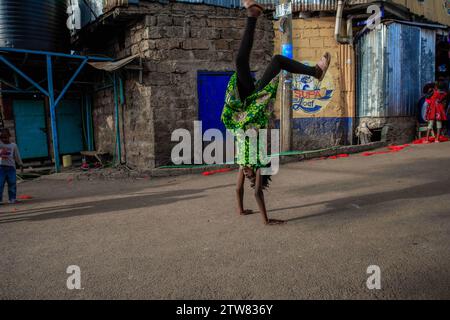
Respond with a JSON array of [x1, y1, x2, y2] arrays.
[[14, 144, 23, 168], [236, 168, 252, 215], [254, 169, 284, 225]]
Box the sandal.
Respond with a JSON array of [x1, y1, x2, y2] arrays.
[[316, 52, 331, 81], [243, 0, 265, 17]]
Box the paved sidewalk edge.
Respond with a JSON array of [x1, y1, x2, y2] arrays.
[[149, 141, 387, 177]]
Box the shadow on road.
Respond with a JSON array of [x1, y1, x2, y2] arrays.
[[275, 180, 450, 223], [0, 183, 234, 224], [284, 156, 450, 197]]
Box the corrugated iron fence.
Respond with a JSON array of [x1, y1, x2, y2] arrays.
[[356, 22, 436, 117]]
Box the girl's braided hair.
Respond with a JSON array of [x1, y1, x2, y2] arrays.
[[243, 167, 272, 190]]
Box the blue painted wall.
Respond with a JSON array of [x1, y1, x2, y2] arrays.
[[56, 100, 84, 155], [12, 100, 49, 159], [197, 71, 233, 134]]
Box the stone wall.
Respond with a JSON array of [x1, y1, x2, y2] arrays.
[[357, 116, 417, 144], [92, 89, 116, 157], [92, 79, 154, 168], [91, 2, 274, 169], [123, 81, 154, 168], [0, 96, 17, 143]]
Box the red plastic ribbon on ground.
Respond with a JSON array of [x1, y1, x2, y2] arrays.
[[413, 136, 449, 144], [361, 144, 411, 157], [388, 144, 409, 152], [202, 168, 234, 176], [18, 195, 33, 200], [328, 154, 350, 160]]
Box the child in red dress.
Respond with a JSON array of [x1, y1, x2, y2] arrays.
[[426, 82, 448, 143]]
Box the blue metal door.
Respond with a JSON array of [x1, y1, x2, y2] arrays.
[[197, 72, 234, 134], [13, 100, 49, 159], [56, 100, 84, 154]]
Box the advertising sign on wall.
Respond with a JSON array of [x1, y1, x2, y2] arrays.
[[291, 61, 334, 114]]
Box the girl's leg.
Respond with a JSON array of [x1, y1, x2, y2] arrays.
[[253, 169, 268, 223], [256, 53, 331, 91], [6, 167, 17, 203], [426, 120, 434, 141], [0, 167, 6, 203], [236, 16, 258, 101], [436, 121, 442, 142], [257, 55, 316, 91]]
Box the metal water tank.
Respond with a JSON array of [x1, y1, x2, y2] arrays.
[[0, 0, 69, 52]]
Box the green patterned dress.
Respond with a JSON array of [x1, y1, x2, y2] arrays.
[[221, 73, 279, 169]]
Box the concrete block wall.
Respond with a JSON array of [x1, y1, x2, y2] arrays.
[[273, 17, 355, 151], [92, 89, 116, 157], [0, 96, 17, 143], [92, 2, 274, 169], [357, 116, 417, 144], [123, 81, 154, 168]]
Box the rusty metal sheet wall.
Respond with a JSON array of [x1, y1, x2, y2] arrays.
[[356, 22, 436, 117]]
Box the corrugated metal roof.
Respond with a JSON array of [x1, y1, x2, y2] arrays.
[[177, 0, 450, 25], [174, 0, 335, 11], [172, 0, 426, 13], [77, 0, 450, 25], [173, 0, 380, 11], [356, 22, 436, 118], [173, 0, 240, 8]]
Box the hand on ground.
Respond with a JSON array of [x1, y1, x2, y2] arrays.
[[239, 209, 254, 215], [265, 219, 286, 225]]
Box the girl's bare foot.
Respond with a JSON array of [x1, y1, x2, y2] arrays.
[[315, 52, 331, 81], [243, 0, 264, 17], [239, 209, 254, 215], [265, 219, 286, 225]]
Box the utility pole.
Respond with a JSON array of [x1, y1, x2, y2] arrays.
[[277, 0, 293, 153]]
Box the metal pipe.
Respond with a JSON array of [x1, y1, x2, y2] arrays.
[[335, 2, 370, 44], [0, 55, 49, 95], [54, 58, 88, 107], [335, 0, 356, 44], [335, 0, 346, 43], [86, 95, 94, 151], [280, 0, 293, 153], [0, 47, 112, 61], [113, 73, 122, 165], [119, 76, 127, 163], [347, 17, 353, 44], [119, 76, 125, 105], [46, 55, 61, 173], [93, 84, 113, 92], [26, 78, 47, 91], [0, 90, 40, 94], [0, 77, 21, 90]]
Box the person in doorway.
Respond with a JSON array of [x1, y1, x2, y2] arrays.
[[0, 128, 23, 205], [425, 81, 448, 143], [221, 0, 331, 225]]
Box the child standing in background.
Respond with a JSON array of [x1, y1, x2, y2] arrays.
[[0, 128, 23, 205], [426, 81, 448, 143]]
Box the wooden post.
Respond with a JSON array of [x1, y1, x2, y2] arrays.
[[279, 0, 293, 153]]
